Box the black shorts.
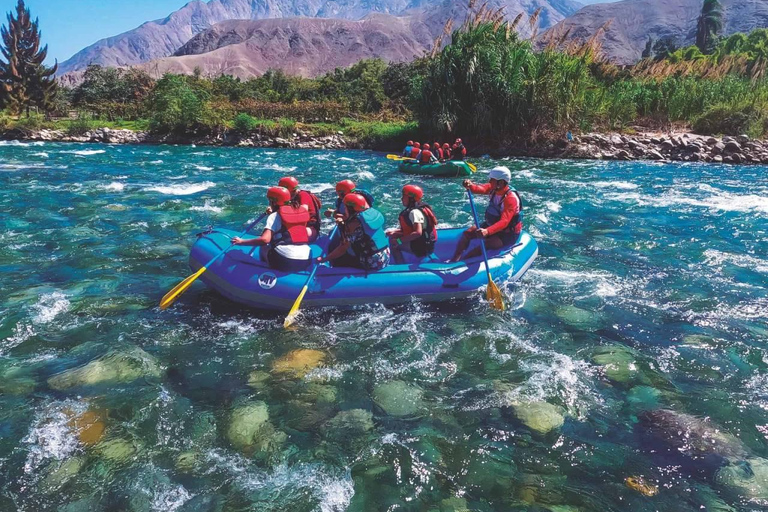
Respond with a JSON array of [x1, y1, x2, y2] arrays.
[[267, 249, 312, 272]]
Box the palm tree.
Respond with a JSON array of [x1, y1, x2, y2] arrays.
[[695, 0, 723, 55]]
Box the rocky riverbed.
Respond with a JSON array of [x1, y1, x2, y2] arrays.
[[4, 127, 768, 164]]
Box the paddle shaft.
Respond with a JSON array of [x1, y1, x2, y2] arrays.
[[467, 190, 493, 281], [202, 213, 267, 269]]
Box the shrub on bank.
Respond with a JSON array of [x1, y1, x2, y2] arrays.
[[233, 113, 258, 132], [692, 101, 768, 138], [66, 114, 97, 135]]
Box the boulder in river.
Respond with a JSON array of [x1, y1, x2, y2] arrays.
[[226, 400, 286, 457], [591, 345, 653, 387], [271, 349, 326, 379], [716, 458, 768, 504], [95, 437, 139, 463], [555, 305, 605, 331], [511, 401, 565, 435], [48, 347, 161, 390], [40, 456, 85, 493], [323, 409, 374, 439], [372, 380, 426, 417]]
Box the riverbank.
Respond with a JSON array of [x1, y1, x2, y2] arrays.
[[3, 126, 768, 165]]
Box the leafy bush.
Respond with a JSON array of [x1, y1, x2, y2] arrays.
[[233, 113, 258, 132], [692, 101, 768, 137], [148, 74, 210, 133], [66, 114, 96, 135], [13, 113, 48, 132]]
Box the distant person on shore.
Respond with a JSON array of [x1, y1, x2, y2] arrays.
[[418, 143, 439, 165], [386, 184, 438, 262], [319, 193, 390, 270], [452, 139, 467, 160], [442, 143, 452, 161], [409, 142, 421, 159], [448, 166, 522, 263], [268, 177, 322, 242], [231, 186, 312, 272], [403, 140, 414, 157]]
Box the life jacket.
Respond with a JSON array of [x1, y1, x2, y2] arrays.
[[398, 202, 438, 249], [453, 144, 467, 160], [274, 205, 310, 245], [349, 208, 389, 258], [409, 146, 421, 159], [419, 150, 434, 164], [403, 145, 412, 157], [295, 190, 321, 231], [443, 147, 452, 160], [484, 187, 523, 233], [434, 147, 444, 160]]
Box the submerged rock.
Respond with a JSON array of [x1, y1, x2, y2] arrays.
[[226, 401, 286, 457], [555, 305, 605, 331], [271, 349, 326, 379], [591, 345, 650, 387], [323, 409, 374, 439], [625, 475, 658, 496], [66, 409, 106, 446], [95, 437, 139, 463], [511, 401, 565, 435], [0, 366, 36, 395], [247, 370, 270, 388], [48, 347, 161, 390], [40, 456, 85, 493], [372, 381, 425, 417], [626, 386, 661, 412], [716, 458, 768, 503], [175, 451, 202, 474]]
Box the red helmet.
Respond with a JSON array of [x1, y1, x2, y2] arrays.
[[443, 143, 450, 149], [336, 179, 356, 195], [267, 186, 291, 206], [423, 143, 430, 150], [434, 142, 440, 148], [413, 142, 421, 148], [402, 184, 424, 202], [278, 176, 299, 192], [456, 138, 462, 144], [343, 193, 368, 213], [407, 140, 414, 146]]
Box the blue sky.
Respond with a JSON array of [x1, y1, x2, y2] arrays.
[[3, 0, 608, 65]]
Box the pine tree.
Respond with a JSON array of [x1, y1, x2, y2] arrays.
[[696, 0, 723, 55], [0, 0, 58, 115], [641, 37, 653, 59]]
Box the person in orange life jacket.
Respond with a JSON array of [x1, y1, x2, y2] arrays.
[[442, 143, 452, 161], [231, 186, 313, 272], [452, 138, 467, 161], [266, 176, 322, 242], [403, 140, 414, 157], [386, 184, 439, 262], [323, 179, 375, 220], [409, 142, 422, 160], [448, 166, 523, 263], [433, 142, 443, 161], [318, 193, 390, 270], [418, 143, 438, 165]]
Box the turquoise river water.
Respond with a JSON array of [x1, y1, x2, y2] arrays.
[[0, 141, 767, 512]]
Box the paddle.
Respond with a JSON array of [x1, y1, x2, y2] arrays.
[[467, 162, 477, 172], [386, 154, 417, 162], [159, 213, 268, 310], [283, 225, 339, 328], [467, 190, 505, 311]]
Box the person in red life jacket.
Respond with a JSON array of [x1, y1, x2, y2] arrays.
[[403, 140, 414, 157], [448, 166, 523, 263], [419, 143, 438, 165], [231, 186, 313, 272], [275, 176, 322, 242], [452, 138, 467, 161], [409, 142, 421, 159], [433, 142, 443, 161], [386, 184, 439, 262], [319, 193, 390, 271], [442, 143, 452, 161]]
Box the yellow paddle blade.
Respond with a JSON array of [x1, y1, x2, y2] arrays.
[[283, 284, 309, 328], [468, 162, 477, 172], [386, 154, 401, 160], [486, 277, 506, 311], [159, 266, 207, 310]]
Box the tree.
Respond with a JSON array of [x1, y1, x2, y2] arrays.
[[696, 0, 723, 55], [641, 37, 653, 59], [0, 0, 57, 115], [653, 36, 679, 60]]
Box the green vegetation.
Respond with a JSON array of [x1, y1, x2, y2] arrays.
[[696, 0, 723, 55]]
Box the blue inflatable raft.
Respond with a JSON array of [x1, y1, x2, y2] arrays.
[[188, 227, 538, 311]]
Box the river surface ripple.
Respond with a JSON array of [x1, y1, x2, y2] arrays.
[[1, 141, 767, 511]]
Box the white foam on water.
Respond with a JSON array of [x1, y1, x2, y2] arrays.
[[518, 169, 536, 178], [355, 170, 375, 181], [146, 181, 216, 196], [151, 483, 193, 511], [337, 157, 356, 162], [605, 186, 768, 215], [32, 152, 49, 158], [545, 201, 562, 212], [0, 140, 28, 146], [22, 400, 85, 474], [592, 180, 639, 190], [304, 182, 335, 194], [264, 151, 276, 155], [101, 182, 125, 192], [61, 149, 106, 156], [31, 292, 70, 324], [535, 213, 549, 223], [1, 323, 36, 356], [149, 160, 164, 165], [704, 249, 768, 274], [312, 154, 333, 161], [264, 163, 297, 172], [190, 200, 223, 214], [193, 164, 213, 171]]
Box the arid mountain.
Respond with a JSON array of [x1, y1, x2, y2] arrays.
[[140, 15, 434, 78], [541, 0, 768, 65], [58, 0, 582, 75]]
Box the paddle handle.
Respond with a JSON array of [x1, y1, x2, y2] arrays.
[[202, 212, 267, 269], [467, 190, 492, 278]]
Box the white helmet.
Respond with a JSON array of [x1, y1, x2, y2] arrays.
[[488, 166, 511, 183]]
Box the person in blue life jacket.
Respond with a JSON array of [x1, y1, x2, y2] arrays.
[[386, 184, 439, 262], [318, 193, 390, 271], [403, 140, 414, 157], [231, 186, 313, 272], [323, 179, 375, 220]]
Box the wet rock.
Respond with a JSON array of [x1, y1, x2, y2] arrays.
[[647, 149, 664, 160], [591, 345, 649, 386], [439, 497, 470, 512], [247, 370, 270, 388], [323, 409, 374, 439], [713, 155, 723, 163], [40, 456, 85, 493], [627, 386, 661, 411], [712, 142, 725, 155], [48, 346, 161, 390], [96, 437, 139, 463], [731, 153, 744, 164], [66, 409, 106, 446], [175, 451, 201, 474], [271, 349, 326, 379], [660, 140, 675, 152], [511, 401, 565, 435], [0, 366, 36, 395], [625, 475, 658, 496], [682, 334, 715, 347], [555, 305, 604, 331], [616, 149, 632, 160], [736, 134, 750, 144], [724, 141, 741, 153], [372, 380, 425, 417], [226, 401, 286, 457], [716, 457, 768, 503]]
